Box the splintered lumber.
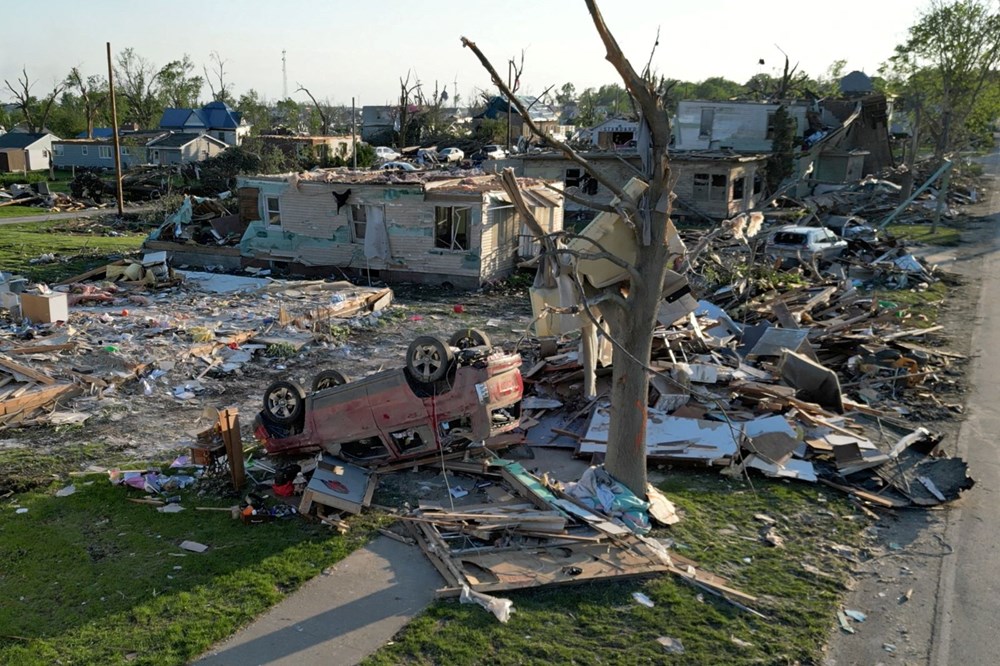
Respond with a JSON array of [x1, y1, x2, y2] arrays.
[[1, 343, 77, 355], [0, 357, 56, 385], [818, 478, 908, 508], [0, 384, 80, 418], [434, 538, 674, 597]]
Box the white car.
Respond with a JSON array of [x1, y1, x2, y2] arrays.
[[380, 161, 420, 172], [481, 144, 506, 160], [374, 146, 400, 161], [764, 226, 848, 264], [439, 148, 465, 163]]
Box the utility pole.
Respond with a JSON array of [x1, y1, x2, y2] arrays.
[[506, 61, 512, 154], [106, 42, 124, 217], [282, 49, 288, 100], [351, 96, 357, 170]]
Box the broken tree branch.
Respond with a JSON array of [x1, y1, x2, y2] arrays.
[[550, 183, 618, 214]]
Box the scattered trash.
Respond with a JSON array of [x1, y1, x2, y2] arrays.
[[656, 636, 685, 654], [55, 484, 76, 497], [632, 592, 655, 608], [179, 540, 208, 553], [460, 584, 514, 623], [844, 609, 867, 622]]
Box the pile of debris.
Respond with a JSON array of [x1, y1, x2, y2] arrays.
[[517, 178, 973, 511], [0, 256, 392, 430], [148, 194, 247, 247], [399, 459, 750, 607], [0, 181, 109, 213]]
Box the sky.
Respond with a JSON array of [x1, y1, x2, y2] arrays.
[[2, 0, 928, 109]]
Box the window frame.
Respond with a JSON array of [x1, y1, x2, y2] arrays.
[[434, 205, 471, 251], [349, 203, 368, 244], [81, 145, 89, 156], [265, 196, 282, 226], [692, 172, 729, 203], [53, 144, 64, 157], [98, 145, 112, 159]]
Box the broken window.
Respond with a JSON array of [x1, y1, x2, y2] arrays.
[[565, 168, 582, 188], [732, 176, 745, 201], [435, 206, 470, 250], [266, 196, 281, 226], [699, 108, 714, 139], [349, 204, 367, 243], [493, 205, 517, 250], [753, 173, 764, 195], [693, 173, 728, 202], [565, 168, 597, 195]]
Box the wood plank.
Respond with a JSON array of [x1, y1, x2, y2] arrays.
[[2, 343, 77, 355], [0, 384, 79, 417], [818, 478, 908, 508], [0, 357, 56, 385]]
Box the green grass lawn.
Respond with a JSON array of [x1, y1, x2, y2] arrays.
[[365, 473, 867, 666], [0, 447, 386, 666], [0, 205, 47, 218], [0, 219, 144, 283], [885, 222, 962, 247]]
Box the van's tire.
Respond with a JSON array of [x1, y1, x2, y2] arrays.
[[449, 328, 491, 350], [263, 380, 306, 426], [312, 369, 350, 392], [406, 336, 453, 383]]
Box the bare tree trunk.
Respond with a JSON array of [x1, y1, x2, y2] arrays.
[[464, 0, 677, 496]]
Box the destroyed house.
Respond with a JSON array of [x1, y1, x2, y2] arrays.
[[259, 134, 356, 163], [675, 100, 813, 152], [235, 171, 564, 288], [498, 150, 767, 221]]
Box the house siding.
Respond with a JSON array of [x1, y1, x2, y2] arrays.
[[675, 101, 809, 152], [240, 174, 562, 287]]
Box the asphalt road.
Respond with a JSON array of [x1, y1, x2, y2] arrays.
[[826, 140, 1000, 665], [930, 143, 1000, 664]]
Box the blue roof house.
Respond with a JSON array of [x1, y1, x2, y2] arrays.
[[158, 101, 250, 146]]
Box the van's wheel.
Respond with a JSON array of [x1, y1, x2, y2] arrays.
[[312, 369, 350, 392], [449, 328, 491, 350], [263, 380, 306, 426], [406, 336, 453, 383]]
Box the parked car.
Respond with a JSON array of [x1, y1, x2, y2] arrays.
[[439, 147, 465, 163], [764, 225, 849, 264], [254, 329, 524, 463], [380, 161, 420, 172], [374, 146, 400, 161], [481, 144, 506, 160]]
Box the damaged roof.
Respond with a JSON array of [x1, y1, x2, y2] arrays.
[[244, 168, 560, 194]]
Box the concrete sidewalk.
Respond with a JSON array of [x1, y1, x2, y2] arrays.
[[194, 535, 441, 666]]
